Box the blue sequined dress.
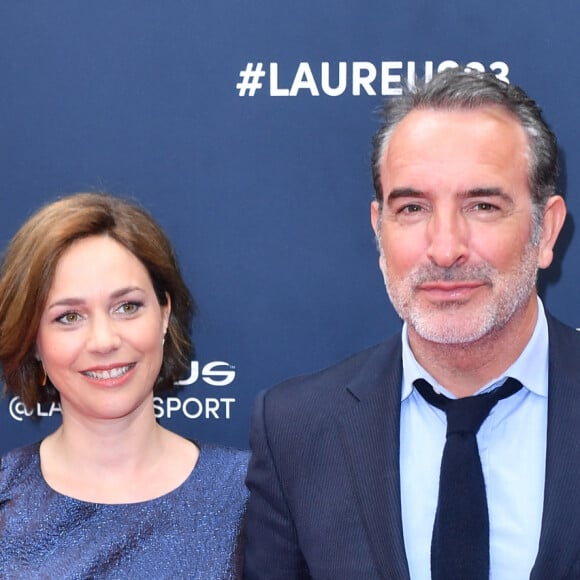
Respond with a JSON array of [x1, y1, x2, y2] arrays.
[[0, 441, 249, 579]]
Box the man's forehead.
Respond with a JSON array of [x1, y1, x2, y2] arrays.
[[381, 106, 529, 168], [377, 105, 531, 204], [392, 105, 523, 140]]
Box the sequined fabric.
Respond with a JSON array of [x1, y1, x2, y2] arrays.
[[0, 441, 249, 579]]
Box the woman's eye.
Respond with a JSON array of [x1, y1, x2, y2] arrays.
[[56, 312, 82, 325], [117, 302, 141, 315]]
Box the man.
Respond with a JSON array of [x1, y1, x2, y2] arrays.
[[244, 68, 577, 579]]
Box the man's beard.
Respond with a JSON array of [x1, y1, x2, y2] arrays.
[[380, 242, 539, 345]]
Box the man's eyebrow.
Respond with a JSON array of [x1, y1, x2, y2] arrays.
[[460, 187, 512, 201], [386, 187, 513, 203], [386, 188, 425, 204]]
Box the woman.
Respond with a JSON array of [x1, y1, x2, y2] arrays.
[[0, 192, 249, 578]]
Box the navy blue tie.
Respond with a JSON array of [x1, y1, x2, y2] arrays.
[[413, 377, 523, 580]]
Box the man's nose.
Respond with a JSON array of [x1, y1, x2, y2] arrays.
[[425, 211, 469, 268]]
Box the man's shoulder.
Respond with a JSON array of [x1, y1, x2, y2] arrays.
[[264, 333, 402, 405], [546, 313, 580, 373], [547, 312, 580, 342]]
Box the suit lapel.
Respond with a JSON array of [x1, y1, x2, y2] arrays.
[[531, 316, 580, 578], [337, 339, 411, 580]]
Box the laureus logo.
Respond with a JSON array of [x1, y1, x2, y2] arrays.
[[175, 361, 236, 387]]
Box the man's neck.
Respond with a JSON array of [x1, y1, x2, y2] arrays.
[[407, 296, 539, 397]]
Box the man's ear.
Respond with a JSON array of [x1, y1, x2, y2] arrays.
[[370, 200, 387, 272], [538, 195, 567, 269], [370, 200, 381, 237]]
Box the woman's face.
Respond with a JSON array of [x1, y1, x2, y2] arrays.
[[36, 235, 170, 424]]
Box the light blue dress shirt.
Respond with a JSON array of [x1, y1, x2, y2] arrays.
[[400, 297, 548, 580]]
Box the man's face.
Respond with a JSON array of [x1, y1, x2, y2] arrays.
[[371, 106, 556, 345]]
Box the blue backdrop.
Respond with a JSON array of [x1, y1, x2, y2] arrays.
[[1, 1, 579, 453]]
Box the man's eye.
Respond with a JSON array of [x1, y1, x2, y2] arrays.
[[473, 202, 498, 211], [399, 204, 423, 214]]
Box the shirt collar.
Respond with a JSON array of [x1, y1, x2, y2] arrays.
[[401, 296, 549, 401]]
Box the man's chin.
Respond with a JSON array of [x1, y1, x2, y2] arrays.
[[407, 313, 494, 345]]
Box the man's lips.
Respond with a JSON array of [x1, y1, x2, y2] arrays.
[[417, 280, 486, 300]]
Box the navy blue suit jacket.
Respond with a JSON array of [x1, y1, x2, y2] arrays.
[[244, 316, 580, 579]]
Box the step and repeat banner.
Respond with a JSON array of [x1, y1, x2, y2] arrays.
[[1, 1, 580, 453]]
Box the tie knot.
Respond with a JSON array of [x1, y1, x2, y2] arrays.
[[414, 377, 523, 436]]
